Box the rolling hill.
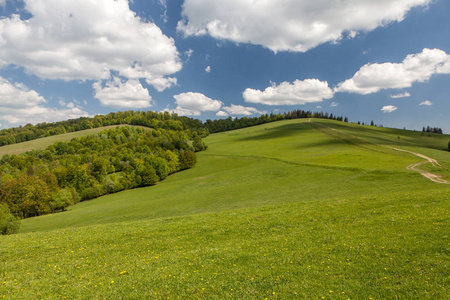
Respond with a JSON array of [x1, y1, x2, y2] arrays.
[[1, 118, 449, 299]]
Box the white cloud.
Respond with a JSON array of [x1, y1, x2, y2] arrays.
[[348, 30, 358, 39], [336, 48, 450, 94], [243, 79, 333, 106], [330, 102, 339, 107], [390, 92, 411, 98], [437, 54, 450, 74], [173, 92, 222, 116], [184, 49, 194, 60], [0, 0, 6, 7], [222, 104, 266, 116], [146, 77, 178, 92], [0, 76, 89, 125], [419, 100, 432, 106], [216, 110, 229, 117], [158, 0, 168, 23], [205, 66, 211, 73], [0, 0, 181, 90], [93, 77, 153, 109], [58, 99, 76, 109], [381, 105, 397, 113], [178, 0, 431, 53]]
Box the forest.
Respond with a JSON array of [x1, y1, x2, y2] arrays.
[[0, 125, 206, 232], [0, 109, 348, 147], [0, 111, 207, 146]]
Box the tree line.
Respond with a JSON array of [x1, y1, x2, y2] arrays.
[[0, 125, 206, 233], [422, 126, 443, 134], [204, 109, 349, 133], [0, 111, 207, 147], [0, 108, 349, 147]]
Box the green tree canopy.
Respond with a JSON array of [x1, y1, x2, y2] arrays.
[[0, 202, 20, 235]]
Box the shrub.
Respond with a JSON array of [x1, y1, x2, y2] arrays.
[[81, 184, 106, 201], [0, 203, 20, 235], [178, 150, 197, 171], [50, 189, 74, 213]]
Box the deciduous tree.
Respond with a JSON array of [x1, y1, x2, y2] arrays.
[[0, 202, 20, 235]]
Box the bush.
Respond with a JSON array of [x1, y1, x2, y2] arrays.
[[178, 150, 197, 171], [193, 136, 207, 152], [0, 203, 20, 235], [147, 157, 171, 180], [137, 164, 159, 186], [81, 184, 106, 201], [49, 189, 74, 213]]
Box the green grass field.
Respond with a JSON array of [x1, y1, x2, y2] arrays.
[[1, 119, 449, 299]]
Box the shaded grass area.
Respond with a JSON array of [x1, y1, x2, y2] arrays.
[[0, 125, 150, 156], [1, 189, 448, 299]]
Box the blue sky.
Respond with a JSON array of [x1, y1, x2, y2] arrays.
[[0, 0, 449, 132]]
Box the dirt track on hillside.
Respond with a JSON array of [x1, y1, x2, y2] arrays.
[[308, 120, 449, 184], [392, 148, 450, 184]]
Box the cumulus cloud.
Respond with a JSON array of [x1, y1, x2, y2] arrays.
[[205, 66, 211, 73], [381, 105, 397, 113], [419, 100, 432, 106], [178, 0, 431, 53], [222, 104, 266, 116], [390, 92, 411, 98], [147, 77, 178, 92], [243, 79, 333, 106], [216, 111, 229, 117], [0, 76, 89, 125], [336, 48, 450, 94], [173, 92, 222, 116], [93, 77, 153, 109], [330, 102, 339, 107], [0, 0, 181, 90]]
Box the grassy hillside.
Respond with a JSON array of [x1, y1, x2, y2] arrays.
[[1, 118, 449, 299], [19, 118, 450, 232], [0, 125, 150, 156]]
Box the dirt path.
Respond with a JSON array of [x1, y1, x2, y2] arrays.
[[392, 148, 450, 184], [307, 120, 449, 184]]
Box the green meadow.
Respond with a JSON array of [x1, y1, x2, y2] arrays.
[[1, 118, 449, 299]]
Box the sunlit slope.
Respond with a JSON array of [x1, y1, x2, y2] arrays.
[[3, 188, 448, 299], [205, 118, 449, 170], [20, 118, 450, 233]]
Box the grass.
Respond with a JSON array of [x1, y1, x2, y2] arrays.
[[1, 190, 448, 299], [0, 125, 150, 156], [1, 118, 449, 299]]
